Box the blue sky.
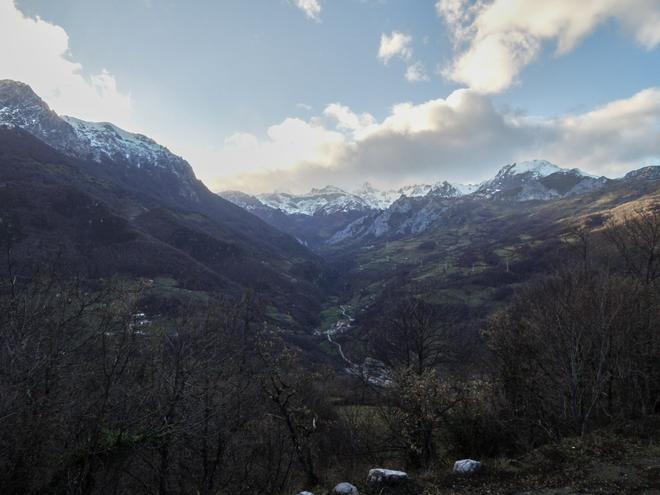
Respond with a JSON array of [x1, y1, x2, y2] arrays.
[[3, 0, 660, 192]]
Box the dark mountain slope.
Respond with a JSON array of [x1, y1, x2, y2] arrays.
[[0, 80, 315, 265], [0, 126, 323, 327]]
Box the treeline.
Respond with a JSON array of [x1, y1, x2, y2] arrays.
[[485, 209, 660, 444], [0, 210, 658, 494], [0, 272, 349, 494]]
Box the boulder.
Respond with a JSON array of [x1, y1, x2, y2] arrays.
[[453, 459, 482, 474], [296, 492, 314, 495], [366, 468, 409, 486], [332, 482, 359, 495]]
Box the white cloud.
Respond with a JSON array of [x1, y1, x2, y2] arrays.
[[210, 87, 660, 193], [378, 31, 429, 83], [378, 31, 413, 64], [323, 103, 376, 137], [405, 62, 430, 82], [292, 0, 322, 21], [0, 0, 133, 128], [206, 117, 347, 191], [437, 0, 660, 93], [534, 87, 660, 175]]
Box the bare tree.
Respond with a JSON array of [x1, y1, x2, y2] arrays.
[[370, 298, 457, 375], [485, 264, 659, 440], [605, 207, 660, 286]]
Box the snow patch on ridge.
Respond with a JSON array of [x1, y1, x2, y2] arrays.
[[63, 116, 182, 172], [258, 186, 372, 216]]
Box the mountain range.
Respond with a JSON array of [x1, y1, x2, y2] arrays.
[[0, 80, 324, 326], [219, 159, 620, 247], [2, 79, 659, 336]]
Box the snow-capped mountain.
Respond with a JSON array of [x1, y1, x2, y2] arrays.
[[220, 159, 612, 247], [428, 181, 478, 198], [218, 187, 375, 248], [475, 160, 607, 201], [257, 186, 373, 216], [0, 80, 197, 189], [219, 190, 268, 212], [325, 160, 616, 244], [352, 183, 401, 210], [222, 160, 610, 221], [222, 179, 481, 219], [62, 116, 194, 179], [0, 80, 87, 156], [353, 181, 478, 210]]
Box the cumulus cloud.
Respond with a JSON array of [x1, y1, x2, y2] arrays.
[[292, 0, 321, 21], [437, 0, 660, 93], [323, 103, 376, 137], [212, 87, 660, 193], [534, 87, 660, 175], [0, 0, 133, 127], [405, 62, 430, 82], [378, 31, 414, 64], [378, 31, 429, 83], [206, 117, 347, 191]]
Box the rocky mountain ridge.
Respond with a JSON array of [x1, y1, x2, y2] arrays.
[[221, 159, 609, 218], [0, 80, 199, 200], [220, 159, 627, 247]]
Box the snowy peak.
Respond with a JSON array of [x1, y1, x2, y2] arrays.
[[0, 80, 85, 155], [224, 158, 611, 221], [258, 186, 372, 216], [452, 183, 479, 195], [0, 80, 52, 122], [218, 190, 266, 212], [255, 179, 482, 216], [496, 159, 597, 180], [353, 180, 478, 209], [0, 80, 195, 182], [353, 183, 402, 210], [399, 183, 434, 198], [62, 116, 194, 179], [477, 160, 607, 201], [428, 181, 473, 198], [496, 159, 562, 178]]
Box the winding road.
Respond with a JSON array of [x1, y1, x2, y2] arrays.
[[326, 306, 356, 367]]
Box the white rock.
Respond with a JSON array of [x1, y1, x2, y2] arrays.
[[332, 482, 359, 495], [297, 492, 314, 495], [367, 468, 409, 485], [453, 459, 482, 474]]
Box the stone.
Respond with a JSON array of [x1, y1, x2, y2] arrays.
[[366, 468, 409, 486], [332, 482, 359, 495], [453, 459, 482, 474]]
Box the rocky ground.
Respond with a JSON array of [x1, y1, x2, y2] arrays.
[[422, 431, 660, 494]]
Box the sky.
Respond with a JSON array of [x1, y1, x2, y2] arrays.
[[2, 0, 660, 193]]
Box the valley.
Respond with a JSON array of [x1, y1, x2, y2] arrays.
[[1, 80, 658, 495], [2, 78, 657, 372], [3, 0, 660, 491], [222, 155, 660, 374]]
